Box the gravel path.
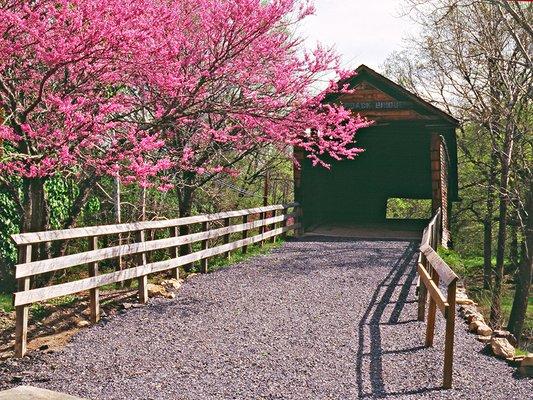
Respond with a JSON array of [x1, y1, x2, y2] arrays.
[[1, 237, 531, 399]]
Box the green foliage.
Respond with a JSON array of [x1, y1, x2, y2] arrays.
[[437, 246, 484, 278], [0, 292, 14, 313], [386, 198, 431, 219], [45, 176, 80, 229], [0, 184, 19, 292]]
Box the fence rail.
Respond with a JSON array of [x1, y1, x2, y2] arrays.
[[12, 203, 300, 357], [416, 207, 458, 389]]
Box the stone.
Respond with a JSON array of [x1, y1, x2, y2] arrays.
[[161, 278, 183, 290], [0, 385, 85, 399], [518, 366, 533, 378], [476, 335, 491, 344], [469, 320, 484, 333], [466, 312, 485, 324], [477, 323, 492, 336], [490, 337, 515, 359], [185, 273, 198, 280], [147, 283, 175, 299], [493, 329, 510, 338], [457, 298, 475, 305], [521, 354, 533, 367], [76, 320, 90, 328]]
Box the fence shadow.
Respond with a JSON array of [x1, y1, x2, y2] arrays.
[[355, 241, 442, 398]]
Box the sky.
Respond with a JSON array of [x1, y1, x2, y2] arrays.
[[299, 0, 418, 73]]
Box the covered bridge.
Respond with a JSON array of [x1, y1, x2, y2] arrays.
[[294, 65, 459, 244]]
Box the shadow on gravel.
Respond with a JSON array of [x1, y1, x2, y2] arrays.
[[355, 241, 442, 398]]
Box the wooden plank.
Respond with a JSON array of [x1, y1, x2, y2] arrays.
[[15, 244, 31, 358], [420, 244, 458, 286], [14, 223, 300, 306], [417, 263, 448, 315], [88, 236, 100, 324], [11, 203, 299, 245], [443, 279, 457, 389], [16, 213, 294, 278]]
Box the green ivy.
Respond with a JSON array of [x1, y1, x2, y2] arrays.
[[0, 185, 19, 291], [45, 175, 80, 230]]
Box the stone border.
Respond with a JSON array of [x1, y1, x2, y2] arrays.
[[456, 285, 532, 377]]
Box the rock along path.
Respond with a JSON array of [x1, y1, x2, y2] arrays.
[[1, 236, 531, 399]]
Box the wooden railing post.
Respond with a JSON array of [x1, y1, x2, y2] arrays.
[[136, 230, 148, 303], [15, 244, 31, 358], [443, 279, 457, 389], [88, 236, 100, 324], [269, 209, 277, 243], [295, 206, 303, 237], [281, 207, 288, 240], [170, 226, 179, 279], [242, 215, 249, 254], [425, 268, 439, 347], [200, 221, 209, 273], [417, 257, 428, 321], [223, 218, 230, 259]]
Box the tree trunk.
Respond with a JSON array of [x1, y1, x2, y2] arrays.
[[21, 178, 49, 261], [490, 131, 514, 328], [483, 155, 497, 289], [507, 187, 532, 344], [178, 173, 196, 272]]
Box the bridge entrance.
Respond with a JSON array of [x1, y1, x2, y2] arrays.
[[295, 65, 458, 245]]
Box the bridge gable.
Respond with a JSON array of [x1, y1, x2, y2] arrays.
[[327, 64, 458, 125]]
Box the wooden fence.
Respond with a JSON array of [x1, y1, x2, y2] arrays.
[[416, 208, 458, 389], [11, 203, 300, 358]]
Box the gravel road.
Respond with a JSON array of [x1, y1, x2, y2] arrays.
[[1, 236, 531, 399]]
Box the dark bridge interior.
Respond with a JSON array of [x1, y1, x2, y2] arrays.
[[296, 65, 458, 231]]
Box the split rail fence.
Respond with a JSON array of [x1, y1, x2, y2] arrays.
[[416, 208, 458, 389], [11, 203, 301, 357]]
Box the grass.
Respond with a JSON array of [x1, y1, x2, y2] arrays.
[[438, 246, 533, 349], [0, 292, 14, 313]]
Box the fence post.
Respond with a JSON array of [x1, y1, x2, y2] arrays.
[[443, 279, 457, 389], [223, 218, 230, 259], [281, 206, 288, 240], [242, 215, 249, 254], [88, 236, 100, 324], [136, 230, 148, 303], [425, 268, 439, 347], [170, 226, 179, 280], [15, 244, 31, 358], [200, 221, 209, 273], [270, 209, 277, 243], [294, 206, 301, 237], [417, 258, 427, 321]]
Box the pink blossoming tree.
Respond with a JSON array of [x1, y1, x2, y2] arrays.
[[0, 0, 369, 246], [123, 0, 370, 219]]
